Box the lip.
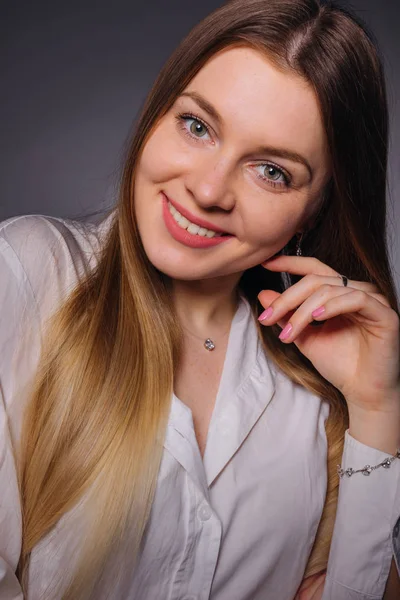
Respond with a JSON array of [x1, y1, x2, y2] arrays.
[[162, 192, 228, 234], [161, 194, 234, 249]]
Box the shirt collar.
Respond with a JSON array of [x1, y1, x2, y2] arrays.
[[165, 294, 277, 491], [203, 295, 277, 486]]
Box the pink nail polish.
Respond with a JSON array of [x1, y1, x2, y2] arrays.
[[279, 323, 293, 340], [258, 306, 274, 321], [312, 306, 325, 318]]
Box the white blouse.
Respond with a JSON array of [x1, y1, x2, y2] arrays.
[[0, 212, 399, 600]]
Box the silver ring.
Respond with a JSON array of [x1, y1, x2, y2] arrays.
[[338, 274, 348, 287]]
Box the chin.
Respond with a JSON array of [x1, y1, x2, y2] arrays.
[[141, 244, 221, 282], [145, 250, 217, 281]]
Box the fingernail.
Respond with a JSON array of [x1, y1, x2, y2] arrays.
[[312, 306, 326, 318], [279, 323, 293, 340], [258, 307, 274, 322]]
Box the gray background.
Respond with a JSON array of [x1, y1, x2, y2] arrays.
[[1, 1, 399, 289]]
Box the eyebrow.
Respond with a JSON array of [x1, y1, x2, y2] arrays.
[[178, 90, 314, 180], [179, 91, 223, 127]]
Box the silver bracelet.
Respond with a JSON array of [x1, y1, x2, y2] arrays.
[[337, 448, 400, 478]]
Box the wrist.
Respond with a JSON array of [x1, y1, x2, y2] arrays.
[[348, 405, 400, 455]]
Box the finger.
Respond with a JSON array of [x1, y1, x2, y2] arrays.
[[258, 289, 281, 310], [258, 274, 392, 329], [296, 572, 326, 600], [309, 574, 326, 600], [296, 571, 326, 594], [276, 288, 398, 345], [310, 289, 399, 328], [262, 255, 337, 277], [258, 274, 349, 318], [261, 255, 378, 294]]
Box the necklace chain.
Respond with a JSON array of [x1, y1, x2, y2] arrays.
[[176, 242, 303, 351], [181, 323, 231, 351], [180, 294, 240, 352]]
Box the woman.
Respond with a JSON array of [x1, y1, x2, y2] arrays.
[[1, 0, 399, 598]]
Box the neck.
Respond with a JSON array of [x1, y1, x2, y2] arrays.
[[171, 272, 242, 336]]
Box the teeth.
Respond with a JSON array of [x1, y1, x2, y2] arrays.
[[168, 201, 224, 237], [187, 223, 200, 235], [177, 215, 190, 228]]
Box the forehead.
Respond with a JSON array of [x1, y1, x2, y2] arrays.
[[183, 46, 329, 171]]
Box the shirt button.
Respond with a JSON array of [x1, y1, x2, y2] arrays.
[[198, 504, 212, 522]]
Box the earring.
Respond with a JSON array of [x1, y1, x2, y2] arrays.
[[279, 232, 305, 292], [295, 232, 303, 257], [294, 231, 325, 327]]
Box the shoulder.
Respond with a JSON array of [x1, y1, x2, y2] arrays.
[[0, 211, 115, 271], [0, 210, 116, 321]]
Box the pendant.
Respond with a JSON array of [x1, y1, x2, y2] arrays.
[[204, 338, 215, 351]]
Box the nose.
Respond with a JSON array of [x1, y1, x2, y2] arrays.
[[184, 154, 235, 212]]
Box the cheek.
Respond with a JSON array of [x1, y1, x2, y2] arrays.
[[241, 202, 301, 248], [138, 125, 191, 184], [137, 134, 170, 183]]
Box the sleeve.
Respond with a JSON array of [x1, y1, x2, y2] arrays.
[[0, 214, 104, 599], [321, 428, 400, 599], [0, 228, 39, 599]]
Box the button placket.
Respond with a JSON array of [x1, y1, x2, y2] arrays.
[[198, 504, 212, 522]]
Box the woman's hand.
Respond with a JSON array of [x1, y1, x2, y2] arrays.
[[258, 255, 400, 414], [294, 571, 326, 600]]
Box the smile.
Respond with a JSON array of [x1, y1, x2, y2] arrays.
[[168, 202, 223, 238], [161, 193, 233, 249]]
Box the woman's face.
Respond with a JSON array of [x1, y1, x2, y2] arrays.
[[134, 45, 331, 281]]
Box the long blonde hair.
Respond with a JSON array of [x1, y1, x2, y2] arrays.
[[16, 0, 399, 597]]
